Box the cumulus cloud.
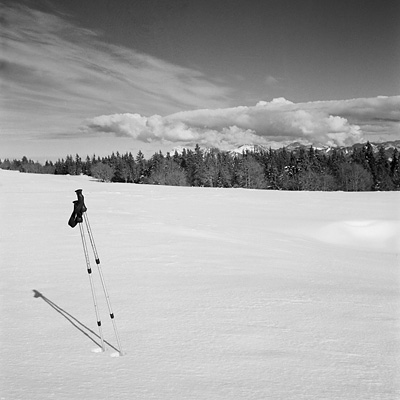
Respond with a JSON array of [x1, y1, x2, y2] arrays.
[[83, 96, 400, 149], [152, 97, 371, 148]]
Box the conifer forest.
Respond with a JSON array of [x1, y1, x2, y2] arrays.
[[1, 142, 399, 191]]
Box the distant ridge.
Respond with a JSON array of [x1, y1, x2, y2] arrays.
[[170, 140, 400, 157], [229, 144, 270, 154], [228, 140, 400, 156]]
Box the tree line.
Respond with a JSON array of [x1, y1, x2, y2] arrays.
[[1, 143, 399, 191]]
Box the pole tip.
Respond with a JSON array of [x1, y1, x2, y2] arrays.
[[110, 351, 124, 357]]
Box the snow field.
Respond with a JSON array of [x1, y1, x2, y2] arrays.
[[1, 170, 399, 399]]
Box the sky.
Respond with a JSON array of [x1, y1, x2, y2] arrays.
[[1, 0, 399, 161]]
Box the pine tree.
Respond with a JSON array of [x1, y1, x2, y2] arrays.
[[390, 149, 400, 189], [83, 155, 92, 176], [75, 154, 82, 175], [375, 146, 394, 190], [203, 149, 219, 187], [364, 142, 377, 189], [135, 150, 146, 183], [216, 152, 233, 187], [185, 145, 206, 186], [124, 152, 136, 183], [64, 155, 75, 175]]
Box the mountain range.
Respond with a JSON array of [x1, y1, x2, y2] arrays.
[[230, 140, 400, 155], [172, 140, 400, 158]]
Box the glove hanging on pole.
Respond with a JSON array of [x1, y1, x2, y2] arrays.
[[68, 189, 87, 228]]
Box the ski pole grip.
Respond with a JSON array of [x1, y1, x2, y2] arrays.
[[75, 189, 87, 212], [68, 189, 87, 228]]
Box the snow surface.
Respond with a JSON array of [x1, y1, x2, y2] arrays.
[[1, 169, 399, 400]]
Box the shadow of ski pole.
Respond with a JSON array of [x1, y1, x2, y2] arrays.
[[32, 289, 119, 352]]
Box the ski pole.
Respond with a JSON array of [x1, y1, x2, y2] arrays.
[[83, 212, 124, 355], [78, 221, 106, 352], [69, 189, 123, 355]]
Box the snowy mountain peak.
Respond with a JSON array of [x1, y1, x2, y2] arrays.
[[229, 144, 269, 154], [170, 140, 400, 158]]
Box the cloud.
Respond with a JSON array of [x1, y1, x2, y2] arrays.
[[256, 98, 294, 107], [85, 96, 400, 149], [85, 95, 400, 149], [0, 3, 233, 139], [264, 75, 279, 86]]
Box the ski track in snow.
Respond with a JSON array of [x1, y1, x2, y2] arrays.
[[1, 170, 399, 400]]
